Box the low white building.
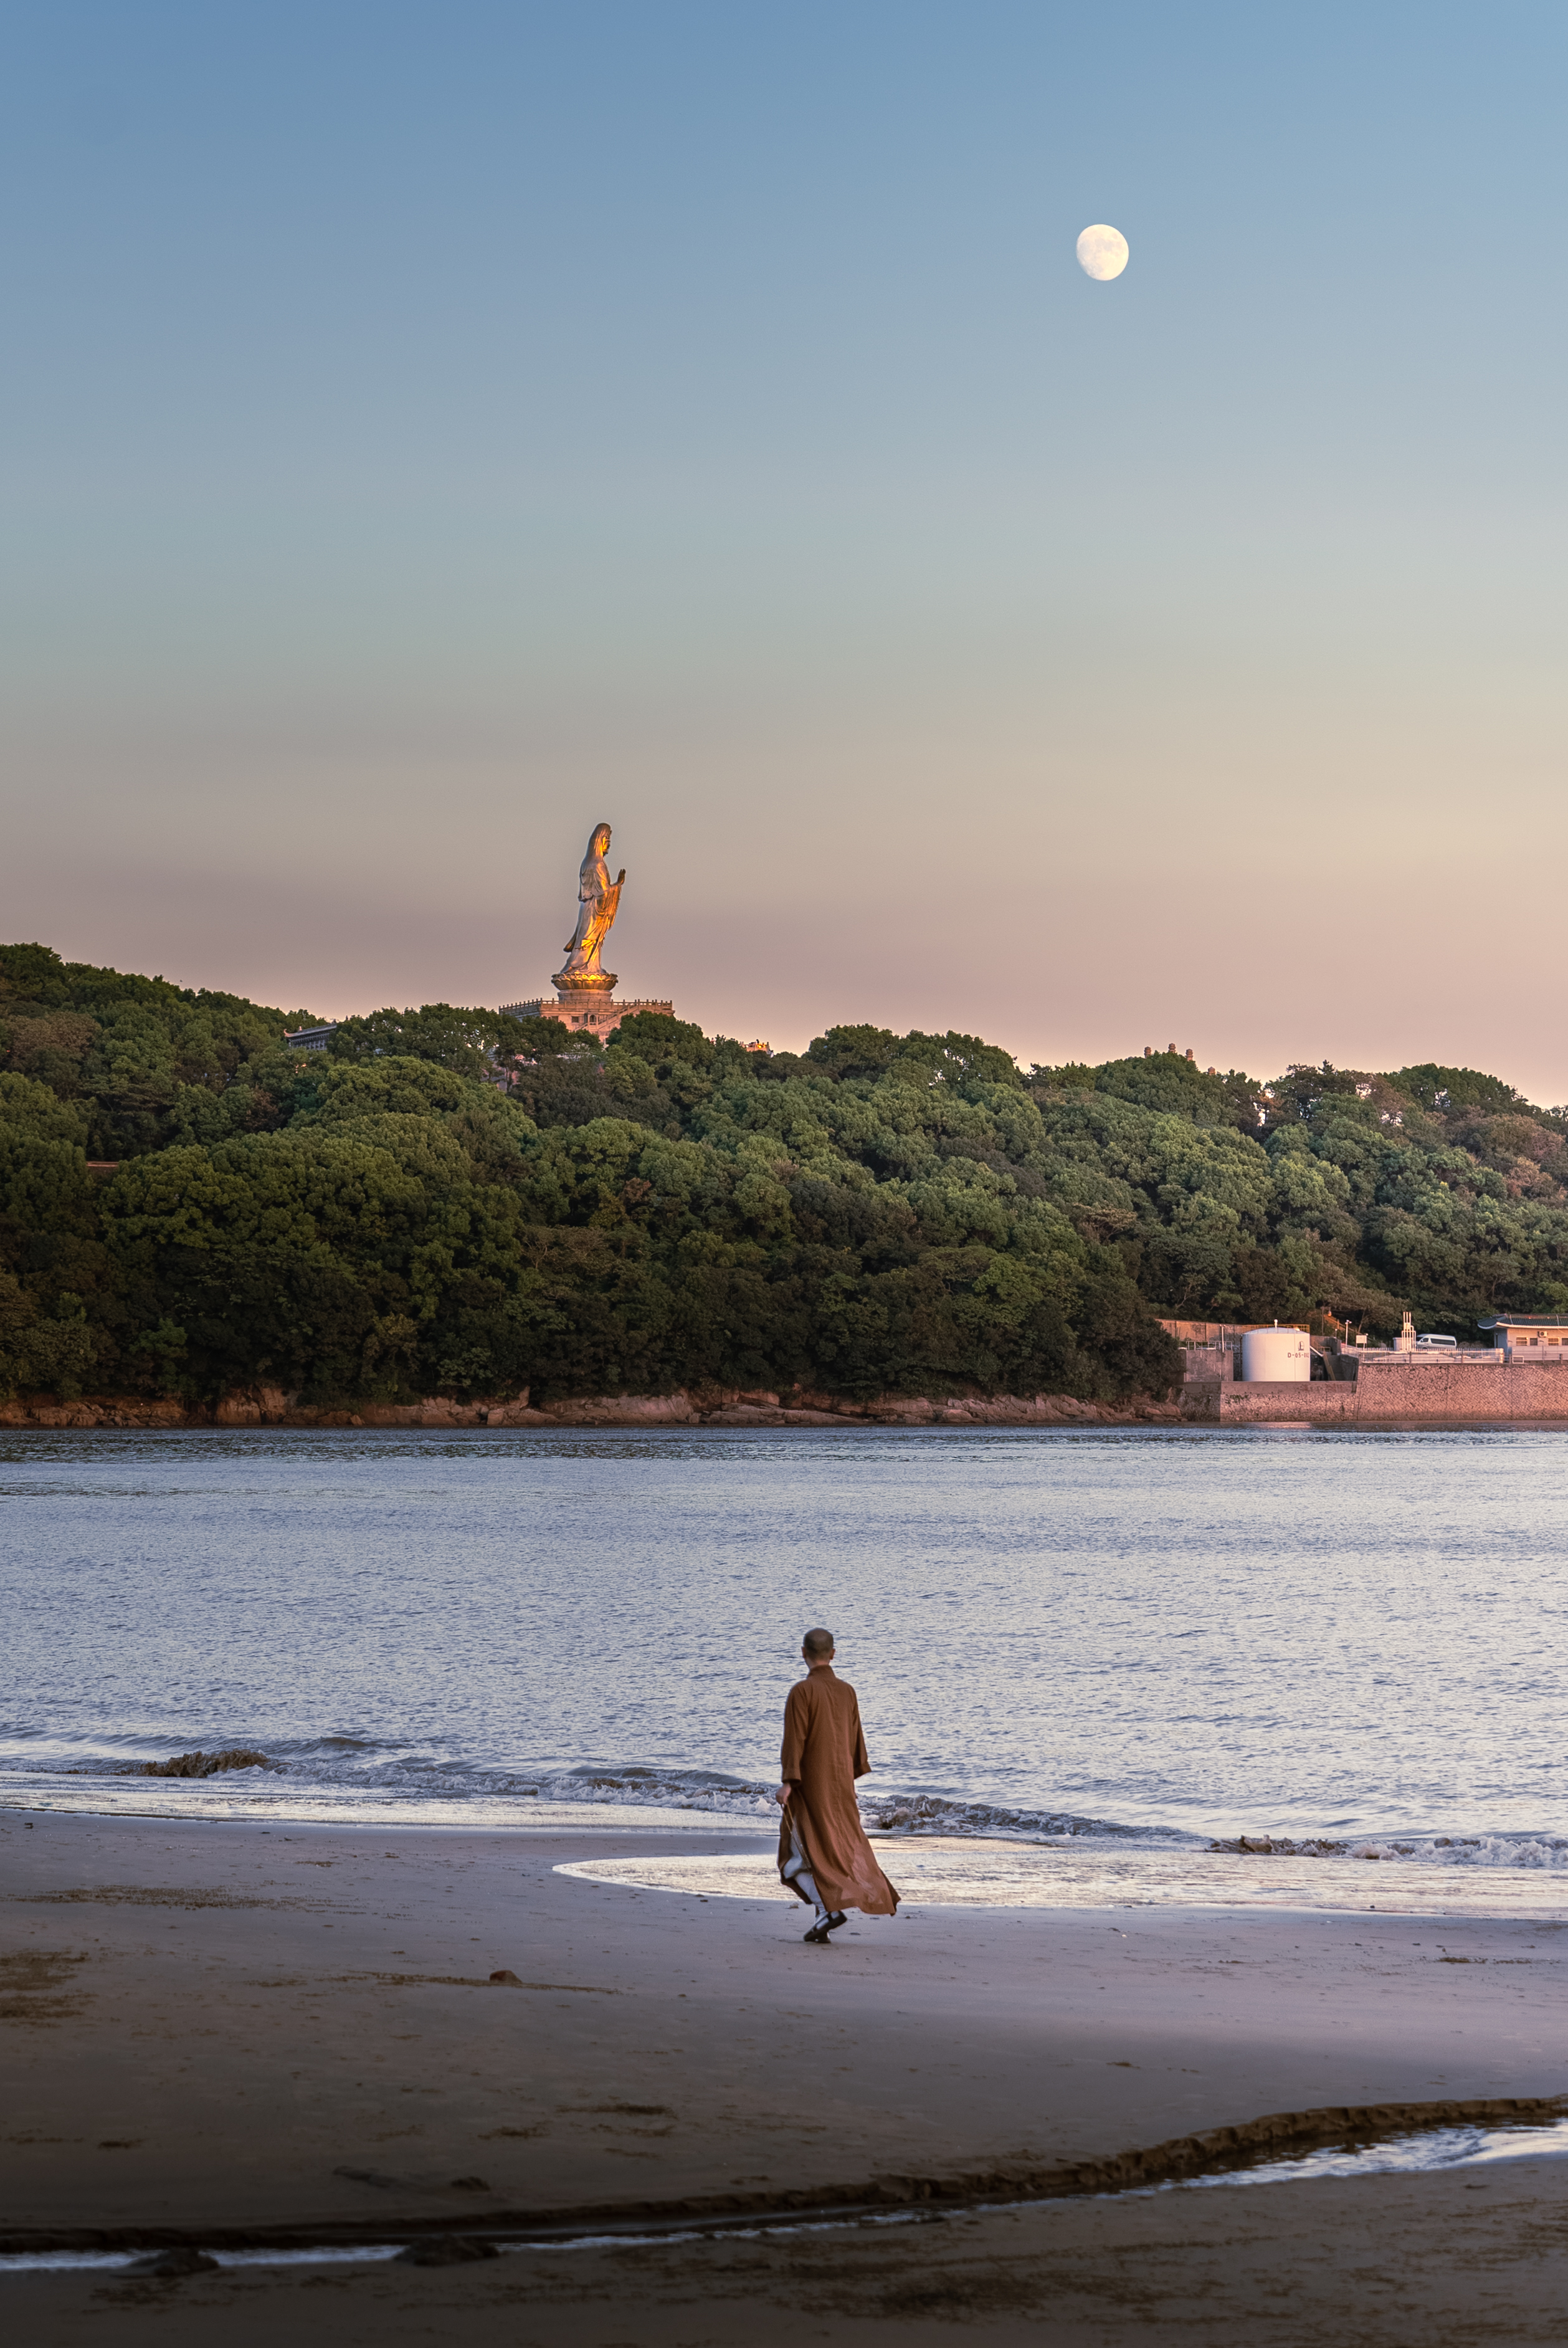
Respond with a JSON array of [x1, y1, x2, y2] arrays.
[[1476, 1315, 1568, 1355]]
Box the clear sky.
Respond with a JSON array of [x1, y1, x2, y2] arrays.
[[4, 3, 1566, 1094]]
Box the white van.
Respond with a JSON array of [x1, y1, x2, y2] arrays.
[[1414, 1332, 1457, 1348]]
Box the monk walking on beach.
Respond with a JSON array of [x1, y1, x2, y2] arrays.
[[776, 1628, 899, 1944]]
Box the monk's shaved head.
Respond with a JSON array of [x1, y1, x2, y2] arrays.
[[802, 1626, 835, 1659]]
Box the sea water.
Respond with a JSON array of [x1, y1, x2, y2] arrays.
[[2, 1426, 1566, 1887]]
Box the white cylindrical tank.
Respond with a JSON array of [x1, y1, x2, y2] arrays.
[[1240, 1325, 1311, 1382]]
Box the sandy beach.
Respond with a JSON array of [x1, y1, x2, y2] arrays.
[[3, 1805, 1567, 2342]]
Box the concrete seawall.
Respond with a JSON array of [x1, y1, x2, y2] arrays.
[[1186, 1358, 1568, 1425]]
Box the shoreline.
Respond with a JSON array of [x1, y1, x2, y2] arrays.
[[8, 1808, 1568, 2341], [2, 1388, 1186, 1431], [8, 1789, 1567, 1894], [10, 1396, 1568, 1433], [6, 1808, 1566, 2232]]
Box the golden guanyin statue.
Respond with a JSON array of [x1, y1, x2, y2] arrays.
[[556, 821, 625, 989]]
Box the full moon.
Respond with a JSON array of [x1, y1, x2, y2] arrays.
[[1076, 224, 1129, 281]]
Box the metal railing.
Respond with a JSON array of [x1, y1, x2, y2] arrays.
[[1369, 1348, 1503, 1364]]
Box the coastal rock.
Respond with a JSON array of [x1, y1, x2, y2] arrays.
[[130, 1748, 280, 1778], [700, 1390, 1182, 1428], [214, 1385, 292, 1426], [2, 1383, 1185, 1430], [5, 1399, 109, 1427], [481, 1400, 538, 1426], [539, 1393, 700, 1426], [1209, 1835, 1348, 1857]]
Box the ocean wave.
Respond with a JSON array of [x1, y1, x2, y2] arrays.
[[2, 1743, 1562, 1861], [1209, 1833, 1568, 1869], [855, 1788, 1180, 1841], [1349, 1835, 1568, 1869], [511, 1775, 1188, 1840], [524, 1767, 779, 1815], [0, 1745, 783, 1815], [0, 1744, 1171, 1838], [0, 1744, 1202, 1844]]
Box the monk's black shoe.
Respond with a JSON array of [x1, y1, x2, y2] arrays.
[[802, 1911, 849, 1944]]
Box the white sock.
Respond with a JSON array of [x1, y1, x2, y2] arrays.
[[784, 1831, 826, 1917]]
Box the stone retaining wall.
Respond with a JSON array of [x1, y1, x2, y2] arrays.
[[1189, 1380, 1356, 1425], [1183, 1358, 1568, 1425]]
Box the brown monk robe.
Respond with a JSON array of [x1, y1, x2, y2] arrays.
[[776, 1630, 899, 1930]]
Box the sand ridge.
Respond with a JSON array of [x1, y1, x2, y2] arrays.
[[9, 2169, 1568, 2347]]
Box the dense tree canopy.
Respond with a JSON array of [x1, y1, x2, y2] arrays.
[[4, 940, 1567, 1405]]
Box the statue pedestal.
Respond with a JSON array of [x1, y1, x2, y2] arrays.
[[500, 980, 674, 1044], [551, 968, 617, 994]]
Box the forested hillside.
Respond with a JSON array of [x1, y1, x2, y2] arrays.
[[3, 939, 1566, 1408]]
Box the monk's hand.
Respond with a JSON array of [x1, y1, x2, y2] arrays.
[[774, 1784, 791, 1807]]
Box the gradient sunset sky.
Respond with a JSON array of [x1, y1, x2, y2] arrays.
[[4, 4, 1566, 1094]]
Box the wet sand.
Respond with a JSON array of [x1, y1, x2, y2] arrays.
[[9, 2167, 1568, 2347], [4, 1806, 1567, 2342]]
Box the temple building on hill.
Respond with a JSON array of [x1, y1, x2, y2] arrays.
[[503, 819, 672, 1043]]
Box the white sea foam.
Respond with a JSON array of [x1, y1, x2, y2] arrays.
[[1341, 1836, 1568, 1869], [555, 1838, 1568, 1917]]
